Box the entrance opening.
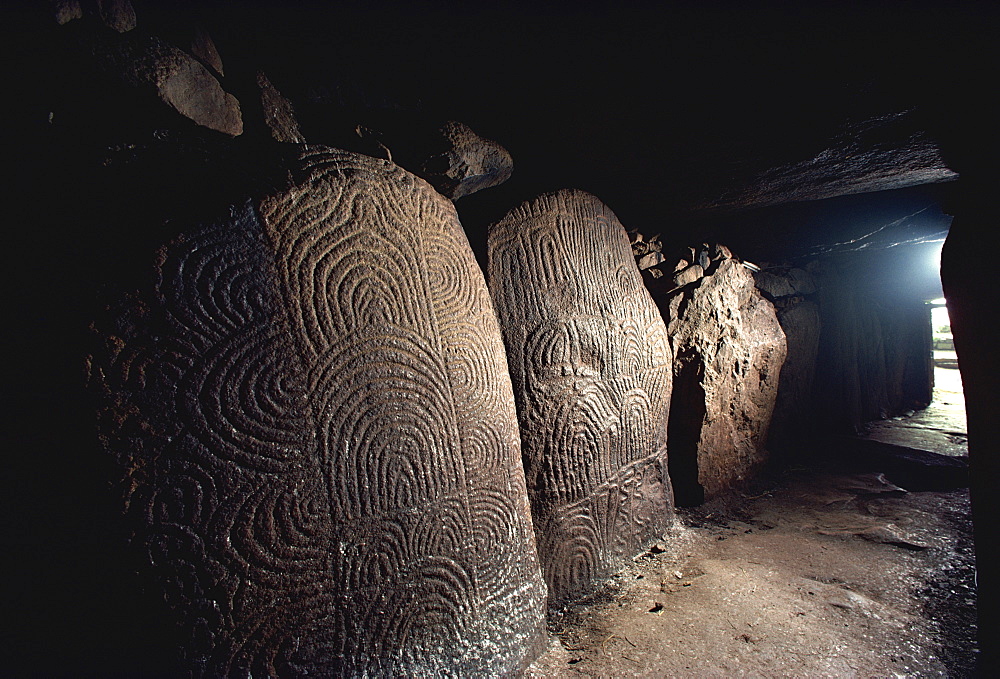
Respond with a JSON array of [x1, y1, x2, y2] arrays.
[[854, 237, 968, 464], [925, 297, 967, 448]]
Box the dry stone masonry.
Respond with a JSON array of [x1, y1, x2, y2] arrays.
[[488, 189, 675, 603], [90, 147, 547, 676]]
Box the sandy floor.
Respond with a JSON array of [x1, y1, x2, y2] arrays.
[[526, 369, 976, 677]]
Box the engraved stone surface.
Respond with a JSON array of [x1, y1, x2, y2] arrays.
[[487, 189, 674, 603], [90, 147, 547, 676]]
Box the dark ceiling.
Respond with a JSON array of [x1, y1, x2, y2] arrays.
[[201, 2, 984, 199], [172, 0, 993, 259], [4, 0, 995, 264]]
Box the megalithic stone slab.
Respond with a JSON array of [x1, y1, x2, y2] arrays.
[[664, 257, 787, 503], [487, 189, 674, 603], [89, 147, 547, 676]]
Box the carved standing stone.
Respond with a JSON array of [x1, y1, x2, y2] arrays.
[[487, 189, 674, 603], [90, 147, 547, 676]]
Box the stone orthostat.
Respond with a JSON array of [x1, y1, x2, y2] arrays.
[[663, 256, 787, 503], [487, 189, 674, 603], [91, 147, 547, 676]]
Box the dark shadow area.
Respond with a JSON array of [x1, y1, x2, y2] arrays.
[[667, 348, 706, 507]]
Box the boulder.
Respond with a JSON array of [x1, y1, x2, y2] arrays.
[[52, 0, 83, 25], [662, 256, 787, 504], [673, 263, 704, 288], [711, 243, 733, 261], [89, 147, 547, 676], [788, 267, 817, 295], [753, 270, 798, 299], [637, 250, 665, 270], [94, 34, 242, 136], [257, 71, 306, 143], [190, 23, 224, 77], [95, 0, 135, 32], [488, 189, 674, 602], [418, 120, 513, 199], [629, 231, 662, 258], [755, 266, 816, 299]]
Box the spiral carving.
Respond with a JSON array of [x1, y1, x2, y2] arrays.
[[92, 148, 546, 675], [488, 189, 674, 602]]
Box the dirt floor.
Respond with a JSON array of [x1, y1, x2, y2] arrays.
[[526, 365, 976, 677]]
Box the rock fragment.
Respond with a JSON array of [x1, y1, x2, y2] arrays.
[[638, 251, 666, 270], [419, 120, 513, 199], [673, 263, 704, 288], [52, 0, 83, 25], [189, 23, 224, 77], [257, 70, 305, 143], [95, 0, 136, 32], [94, 34, 243, 135]]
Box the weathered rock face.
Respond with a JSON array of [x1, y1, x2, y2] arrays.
[[52, 0, 84, 25], [89, 147, 547, 676], [753, 267, 822, 449], [190, 23, 224, 77], [95, 0, 136, 33], [257, 70, 306, 143], [661, 254, 786, 504], [419, 120, 513, 200], [488, 189, 674, 603], [93, 34, 242, 136], [51, 0, 135, 31], [698, 113, 958, 213]]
